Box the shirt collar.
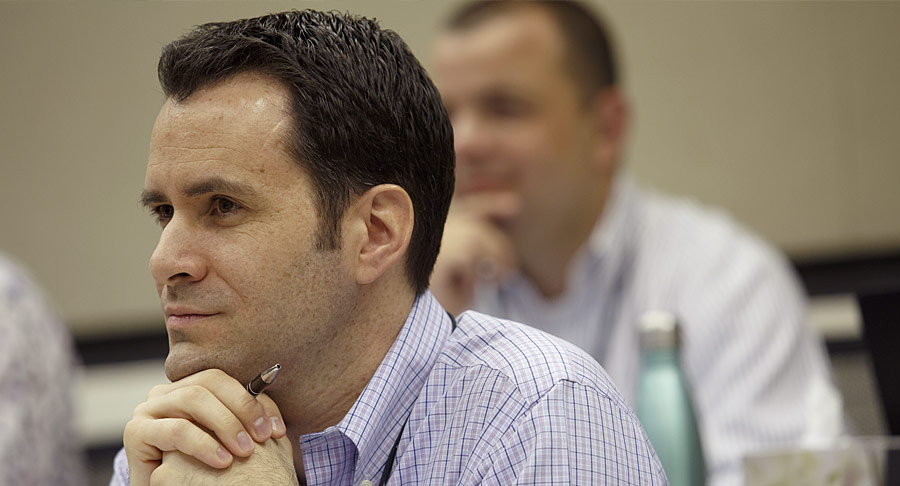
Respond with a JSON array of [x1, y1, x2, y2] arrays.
[[586, 173, 638, 263], [332, 291, 452, 483], [472, 174, 641, 315]]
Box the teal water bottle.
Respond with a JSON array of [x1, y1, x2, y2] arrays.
[[635, 311, 706, 486]]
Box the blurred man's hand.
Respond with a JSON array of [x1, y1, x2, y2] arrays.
[[431, 192, 520, 315]]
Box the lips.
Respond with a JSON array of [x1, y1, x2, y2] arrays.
[[164, 307, 219, 327], [456, 164, 514, 193]]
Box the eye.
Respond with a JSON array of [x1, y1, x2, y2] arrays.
[[151, 205, 174, 225], [480, 90, 532, 120], [211, 197, 241, 216], [486, 97, 528, 118]]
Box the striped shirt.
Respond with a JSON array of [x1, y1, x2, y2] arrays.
[[111, 291, 667, 485], [472, 175, 838, 486]]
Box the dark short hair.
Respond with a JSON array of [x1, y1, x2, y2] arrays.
[[158, 10, 455, 295], [446, 1, 618, 100]]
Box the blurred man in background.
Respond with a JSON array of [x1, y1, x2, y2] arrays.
[[430, 2, 839, 485], [0, 252, 84, 485]]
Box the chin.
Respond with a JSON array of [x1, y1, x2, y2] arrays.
[[164, 345, 223, 382]]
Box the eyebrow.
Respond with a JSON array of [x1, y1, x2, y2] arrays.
[[139, 177, 255, 208]]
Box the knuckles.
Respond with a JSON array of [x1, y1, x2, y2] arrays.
[[169, 417, 194, 443], [196, 367, 231, 384], [175, 383, 213, 403], [149, 462, 173, 486], [146, 383, 171, 399], [122, 418, 142, 448]]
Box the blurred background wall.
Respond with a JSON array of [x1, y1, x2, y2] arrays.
[[2, 0, 899, 336], [1, 1, 898, 483]]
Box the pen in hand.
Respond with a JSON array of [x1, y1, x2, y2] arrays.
[[246, 364, 281, 396]]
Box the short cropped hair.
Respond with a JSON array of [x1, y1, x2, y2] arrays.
[[158, 10, 455, 295], [446, 1, 618, 100]]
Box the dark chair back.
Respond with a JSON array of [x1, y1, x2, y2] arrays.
[[858, 291, 900, 435]]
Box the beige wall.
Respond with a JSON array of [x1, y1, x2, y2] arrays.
[[1, 1, 898, 336]]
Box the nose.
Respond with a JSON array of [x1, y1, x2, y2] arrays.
[[149, 217, 208, 287]]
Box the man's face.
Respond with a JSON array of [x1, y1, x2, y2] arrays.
[[142, 73, 355, 385], [433, 8, 612, 235]]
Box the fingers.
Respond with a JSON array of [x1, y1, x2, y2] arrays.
[[124, 368, 285, 485], [150, 451, 205, 486], [470, 223, 517, 281], [448, 191, 519, 279], [125, 416, 232, 486], [151, 437, 299, 486], [137, 384, 259, 457], [149, 369, 275, 447], [124, 429, 160, 486], [432, 202, 518, 315], [127, 417, 233, 468], [255, 392, 288, 439]]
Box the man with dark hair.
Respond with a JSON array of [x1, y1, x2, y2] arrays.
[[430, 2, 839, 486], [112, 9, 666, 486]]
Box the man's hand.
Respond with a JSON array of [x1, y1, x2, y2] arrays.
[[151, 436, 299, 486], [123, 369, 289, 486], [431, 192, 519, 315]]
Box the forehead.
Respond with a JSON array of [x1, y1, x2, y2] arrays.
[[434, 7, 570, 91], [145, 73, 301, 190]]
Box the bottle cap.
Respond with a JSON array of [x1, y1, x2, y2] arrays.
[[639, 310, 681, 349]]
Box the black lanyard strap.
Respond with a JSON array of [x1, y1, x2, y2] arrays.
[[378, 421, 406, 486], [378, 312, 457, 486]]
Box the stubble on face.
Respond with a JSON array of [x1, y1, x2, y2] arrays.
[[146, 73, 358, 388], [162, 227, 354, 386]]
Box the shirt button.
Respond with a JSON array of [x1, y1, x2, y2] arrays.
[[360, 481, 373, 486]]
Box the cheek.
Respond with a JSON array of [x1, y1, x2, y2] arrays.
[[526, 121, 589, 175], [211, 234, 303, 300], [502, 118, 562, 160]]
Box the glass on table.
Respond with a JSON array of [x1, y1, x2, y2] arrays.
[[744, 436, 900, 486]]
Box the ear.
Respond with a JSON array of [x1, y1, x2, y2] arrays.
[[590, 87, 628, 175], [343, 184, 414, 286]]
